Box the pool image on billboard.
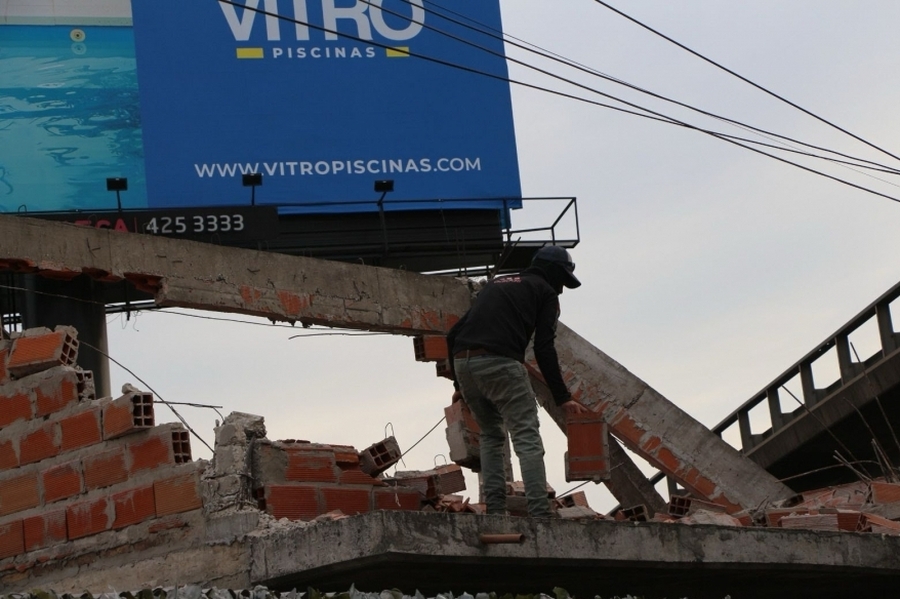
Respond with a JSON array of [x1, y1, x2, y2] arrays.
[[0, 25, 147, 213], [1, 0, 521, 216], [132, 0, 521, 213]]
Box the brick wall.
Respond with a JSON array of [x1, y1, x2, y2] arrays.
[[0, 327, 205, 571]]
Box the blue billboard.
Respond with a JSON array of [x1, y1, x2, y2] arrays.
[[131, 0, 522, 213]]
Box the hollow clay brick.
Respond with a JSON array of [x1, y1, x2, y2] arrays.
[[19, 423, 58, 465], [66, 496, 112, 539], [113, 485, 157, 529], [7, 327, 78, 379], [23, 510, 67, 552], [0, 391, 32, 428], [0, 472, 40, 516], [154, 471, 202, 516], [59, 408, 102, 452], [42, 462, 83, 504], [83, 447, 128, 490]]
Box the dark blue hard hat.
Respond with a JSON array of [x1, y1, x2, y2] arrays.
[[532, 245, 581, 289]]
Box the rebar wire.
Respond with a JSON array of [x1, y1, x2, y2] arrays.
[[834, 451, 873, 482], [850, 341, 900, 457], [78, 339, 214, 454], [164, 400, 225, 421], [780, 385, 873, 479], [774, 461, 882, 483]]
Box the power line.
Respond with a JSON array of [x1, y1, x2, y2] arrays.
[[214, 0, 900, 204], [592, 0, 900, 164], [409, 0, 900, 176]]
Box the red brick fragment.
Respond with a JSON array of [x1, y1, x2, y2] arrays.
[[67, 497, 112, 539], [0, 391, 32, 428], [59, 408, 102, 451], [0, 472, 40, 516], [413, 335, 448, 361], [359, 436, 402, 477], [42, 462, 83, 503], [870, 481, 900, 505], [23, 510, 67, 552], [0, 520, 24, 559], [154, 471, 202, 516], [264, 485, 319, 521], [83, 447, 128, 490], [322, 486, 371, 516], [859, 512, 900, 535], [113, 485, 156, 529], [103, 392, 154, 440], [7, 328, 78, 378], [19, 423, 58, 465], [565, 413, 610, 482]]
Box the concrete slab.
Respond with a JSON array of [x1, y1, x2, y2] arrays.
[[250, 511, 900, 599]]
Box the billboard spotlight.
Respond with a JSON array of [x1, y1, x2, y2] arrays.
[[242, 173, 263, 187], [242, 173, 263, 205], [374, 180, 394, 193], [106, 177, 128, 212]]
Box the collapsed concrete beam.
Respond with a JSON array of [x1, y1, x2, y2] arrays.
[[529, 324, 795, 512], [0, 215, 469, 334], [530, 374, 667, 516], [2, 215, 790, 512]]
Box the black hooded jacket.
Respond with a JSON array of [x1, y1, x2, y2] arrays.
[[446, 266, 572, 405]]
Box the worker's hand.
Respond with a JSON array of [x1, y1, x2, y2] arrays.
[[561, 400, 589, 416], [452, 389, 464, 403]]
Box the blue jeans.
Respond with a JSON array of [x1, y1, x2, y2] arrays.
[[454, 354, 551, 517]]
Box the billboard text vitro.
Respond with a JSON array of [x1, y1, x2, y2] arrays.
[[220, 0, 425, 42], [137, 0, 522, 213]]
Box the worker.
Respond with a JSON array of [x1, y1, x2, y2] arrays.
[[447, 245, 588, 517]]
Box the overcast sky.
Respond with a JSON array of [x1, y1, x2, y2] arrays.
[[106, 1, 900, 512]]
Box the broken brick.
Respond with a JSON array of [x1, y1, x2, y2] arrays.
[[413, 335, 449, 361], [669, 496, 727, 518], [565, 413, 610, 482], [869, 481, 900, 505], [6, 327, 78, 379], [359, 436, 402, 477], [0, 347, 8, 385], [103, 392, 155, 440], [128, 430, 179, 473]]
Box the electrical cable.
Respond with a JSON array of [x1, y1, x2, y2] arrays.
[[77, 338, 215, 454], [401, 0, 900, 177], [592, 0, 900, 164], [215, 0, 900, 204]]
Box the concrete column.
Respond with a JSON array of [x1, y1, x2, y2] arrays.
[[19, 274, 111, 398]]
